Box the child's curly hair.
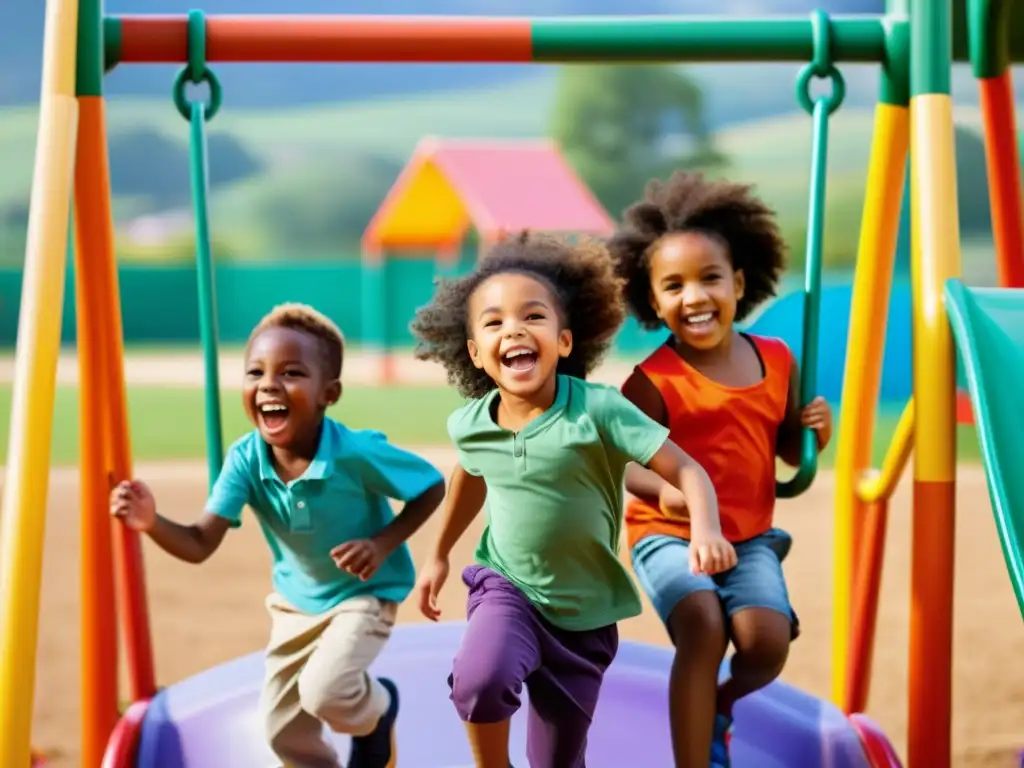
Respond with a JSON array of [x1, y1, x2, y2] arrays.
[[609, 171, 787, 329], [247, 302, 345, 380], [411, 231, 625, 400]]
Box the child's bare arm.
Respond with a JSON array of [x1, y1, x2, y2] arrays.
[[417, 465, 487, 620], [373, 478, 445, 555], [431, 464, 487, 559], [644, 441, 720, 537], [148, 512, 232, 564], [621, 370, 678, 502], [110, 479, 231, 564]]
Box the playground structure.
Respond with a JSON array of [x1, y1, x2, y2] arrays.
[[2, 1, 1024, 767], [361, 136, 616, 384]]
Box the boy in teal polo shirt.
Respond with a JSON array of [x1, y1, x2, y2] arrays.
[[110, 303, 445, 768], [410, 232, 734, 768]]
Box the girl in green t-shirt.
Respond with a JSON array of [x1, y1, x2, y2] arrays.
[[410, 231, 733, 768]]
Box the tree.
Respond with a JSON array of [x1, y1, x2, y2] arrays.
[[108, 127, 264, 211], [249, 153, 405, 256], [550, 64, 725, 221]]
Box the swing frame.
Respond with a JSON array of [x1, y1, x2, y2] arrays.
[[1, 2, 1020, 767]]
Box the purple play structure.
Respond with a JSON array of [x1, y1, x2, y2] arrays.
[[105, 622, 899, 767]]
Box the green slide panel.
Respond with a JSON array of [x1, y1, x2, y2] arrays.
[[945, 279, 1024, 620]]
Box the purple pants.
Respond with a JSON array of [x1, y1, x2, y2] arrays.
[[448, 565, 619, 768]]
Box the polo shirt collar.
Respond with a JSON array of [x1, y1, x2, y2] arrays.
[[487, 374, 569, 434], [257, 420, 337, 482]]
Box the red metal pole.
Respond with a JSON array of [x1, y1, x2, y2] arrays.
[[978, 70, 1024, 288], [74, 96, 121, 768], [117, 16, 533, 63], [844, 499, 889, 715]]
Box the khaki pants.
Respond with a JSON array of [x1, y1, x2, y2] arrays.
[[259, 592, 397, 768]]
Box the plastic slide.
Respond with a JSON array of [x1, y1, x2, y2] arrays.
[[106, 622, 897, 767], [944, 279, 1024, 619]]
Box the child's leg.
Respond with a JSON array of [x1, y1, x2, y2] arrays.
[[523, 620, 619, 768], [631, 536, 727, 768], [717, 530, 797, 717], [449, 565, 543, 768], [296, 595, 399, 767], [259, 592, 344, 768]]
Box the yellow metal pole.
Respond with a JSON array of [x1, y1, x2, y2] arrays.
[[908, 0, 959, 765], [857, 399, 915, 504], [0, 0, 80, 763], [830, 101, 909, 706]]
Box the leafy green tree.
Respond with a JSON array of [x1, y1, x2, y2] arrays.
[[550, 64, 725, 221], [248, 153, 404, 256]]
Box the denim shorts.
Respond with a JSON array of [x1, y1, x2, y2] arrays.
[[630, 528, 798, 635]]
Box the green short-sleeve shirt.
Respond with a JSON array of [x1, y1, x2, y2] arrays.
[[448, 375, 671, 631]]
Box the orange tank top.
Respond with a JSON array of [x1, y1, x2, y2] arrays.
[[625, 334, 793, 548]]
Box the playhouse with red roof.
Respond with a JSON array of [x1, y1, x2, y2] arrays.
[[360, 137, 615, 380], [362, 137, 614, 252]]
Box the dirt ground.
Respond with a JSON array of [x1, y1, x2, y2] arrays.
[[24, 455, 1024, 767]]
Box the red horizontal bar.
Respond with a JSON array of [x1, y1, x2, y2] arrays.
[[116, 15, 534, 63]]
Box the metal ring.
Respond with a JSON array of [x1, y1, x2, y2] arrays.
[[796, 63, 845, 116], [795, 9, 845, 116], [172, 10, 222, 121], [172, 66, 222, 122]]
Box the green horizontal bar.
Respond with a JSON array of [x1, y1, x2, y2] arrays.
[[530, 16, 890, 63], [104, 17, 122, 73]]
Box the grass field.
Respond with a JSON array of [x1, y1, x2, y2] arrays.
[[0, 383, 982, 467]]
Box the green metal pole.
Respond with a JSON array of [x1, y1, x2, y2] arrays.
[[179, 10, 225, 485], [966, 0, 1011, 77], [531, 16, 888, 62], [189, 105, 225, 485], [911, 0, 953, 95], [776, 9, 845, 498], [881, 0, 911, 106], [76, 0, 103, 97], [102, 16, 121, 73]]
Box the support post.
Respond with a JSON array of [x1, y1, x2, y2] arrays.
[[908, 0, 960, 765], [969, 0, 1024, 287], [830, 0, 910, 708], [74, 2, 120, 763], [81, 0, 157, 712], [0, 0, 80, 764]]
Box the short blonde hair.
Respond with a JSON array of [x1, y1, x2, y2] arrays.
[[247, 302, 345, 379]]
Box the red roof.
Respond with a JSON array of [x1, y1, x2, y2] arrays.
[[363, 138, 614, 250]]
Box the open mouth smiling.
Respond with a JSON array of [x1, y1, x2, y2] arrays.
[[257, 402, 289, 433], [501, 346, 538, 371]]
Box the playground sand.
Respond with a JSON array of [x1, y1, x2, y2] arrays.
[[22, 457, 1023, 768]]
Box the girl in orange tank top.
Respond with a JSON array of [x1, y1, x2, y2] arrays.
[[609, 172, 833, 768]]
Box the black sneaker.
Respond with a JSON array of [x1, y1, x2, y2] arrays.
[[347, 677, 399, 768]]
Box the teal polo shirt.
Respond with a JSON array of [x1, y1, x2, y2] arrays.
[[207, 418, 443, 615], [449, 375, 671, 632]]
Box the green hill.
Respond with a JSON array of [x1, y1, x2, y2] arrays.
[[0, 77, 1009, 264]]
